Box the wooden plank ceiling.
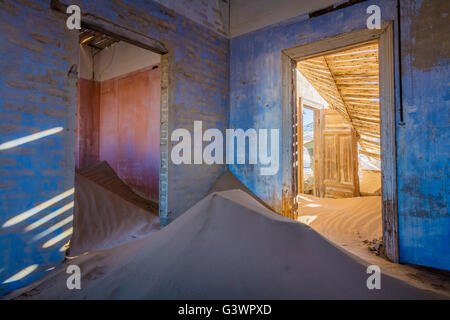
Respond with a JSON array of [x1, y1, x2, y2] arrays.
[[297, 41, 380, 159], [79, 28, 119, 50]]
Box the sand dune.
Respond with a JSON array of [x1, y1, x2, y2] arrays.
[[207, 170, 273, 210], [77, 161, 158, 212], [10, 190, 442, 299], [69, 163, 160, 256]]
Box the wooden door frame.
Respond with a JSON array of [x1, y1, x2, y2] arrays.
[[281, 22, 399, 262], [297, 99, 322, 197]]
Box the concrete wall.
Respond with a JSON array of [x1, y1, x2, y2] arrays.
[[0, 0, 228, 294], [229, 0, 449, 270]]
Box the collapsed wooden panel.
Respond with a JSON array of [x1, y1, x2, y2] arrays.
[[297, 42, 381, 159]]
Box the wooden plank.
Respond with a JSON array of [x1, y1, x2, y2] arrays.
[[360, 149, 381, 159]]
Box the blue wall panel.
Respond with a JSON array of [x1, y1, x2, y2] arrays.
[[229, 0, 449, 270], [0, 0, 228, 294]]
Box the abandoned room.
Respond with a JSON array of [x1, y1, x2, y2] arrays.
[[0, 0, 448, 301]]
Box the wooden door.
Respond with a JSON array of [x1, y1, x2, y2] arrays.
[[319, 109, 359, 198]]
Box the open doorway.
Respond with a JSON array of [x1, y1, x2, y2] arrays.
[[66, 28, 162, 255], [294, 41, 383, 252], [282, 23, 398, 262], [76, 28, 161, 202], [296, 41, 381, 199]]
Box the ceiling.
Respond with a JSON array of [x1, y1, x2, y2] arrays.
[[297, 41, 381, 159], [230, 0, 343, 37], [79, 28, 119, 50]]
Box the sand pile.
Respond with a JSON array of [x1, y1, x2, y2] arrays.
[[11, 190, 442, 299], [77, 161, 158, 212], [69, 163, 160, 256], [207, 170, 273, 210]]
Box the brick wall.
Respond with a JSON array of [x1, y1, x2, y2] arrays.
[[0, 0, 228, 294]]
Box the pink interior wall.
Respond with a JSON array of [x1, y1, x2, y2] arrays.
[[77, 64, 160, 202]]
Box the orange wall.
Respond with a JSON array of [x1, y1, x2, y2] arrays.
[[77, 64, 160, 201]]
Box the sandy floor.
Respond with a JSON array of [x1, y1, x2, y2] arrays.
[[68, 161, 160, 256], [297, 193, 450, 297], [69, 172, 160, 256], [5, 187, 446, 299], [297, 194, 382, 250], [3, 171, 448, 299]]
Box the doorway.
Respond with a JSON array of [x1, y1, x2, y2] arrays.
[[62, 27, 164, 255], [76, 28, 161, 202], [281, 23, 398, 262]]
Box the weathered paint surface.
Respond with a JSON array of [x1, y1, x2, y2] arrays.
[[396, 0, 449, 270], [154, 0, 230, 37], [0, 0, 447, 296], [99, 66, 161, 202], [0, 0, 228, 294], [0, 0, 78, 294], [229, 0, 449, 270]]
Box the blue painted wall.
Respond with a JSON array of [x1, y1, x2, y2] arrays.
[[396, 0, 449, 270], [229, 0, 449, 270], [0, 0, 228, 294], [0, 0, 447, 296]]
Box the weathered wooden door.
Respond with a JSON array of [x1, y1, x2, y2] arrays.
[[319, 109, 359, 198]]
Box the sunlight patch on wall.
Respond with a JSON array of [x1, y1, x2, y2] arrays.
[[0, 127, 64, 151], [31, 215, 74, 242], [25, 201, 74, 232], [2, 264, 38, 284], [2, 189, 74, 228], [42, 227, 73, 249]]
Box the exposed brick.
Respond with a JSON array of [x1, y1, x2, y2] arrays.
[[2, 102, 41, 114], [31, 34, 61, 47]]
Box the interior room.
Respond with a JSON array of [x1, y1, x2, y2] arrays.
[[76, 29, 161, 203], [0, 0, 448, 300], [69, 29, 161, 255]]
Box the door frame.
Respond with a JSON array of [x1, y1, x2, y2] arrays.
[[51, 0, 172, 224], [281, 22, 399, 262], [297, 99, 322, 197]]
